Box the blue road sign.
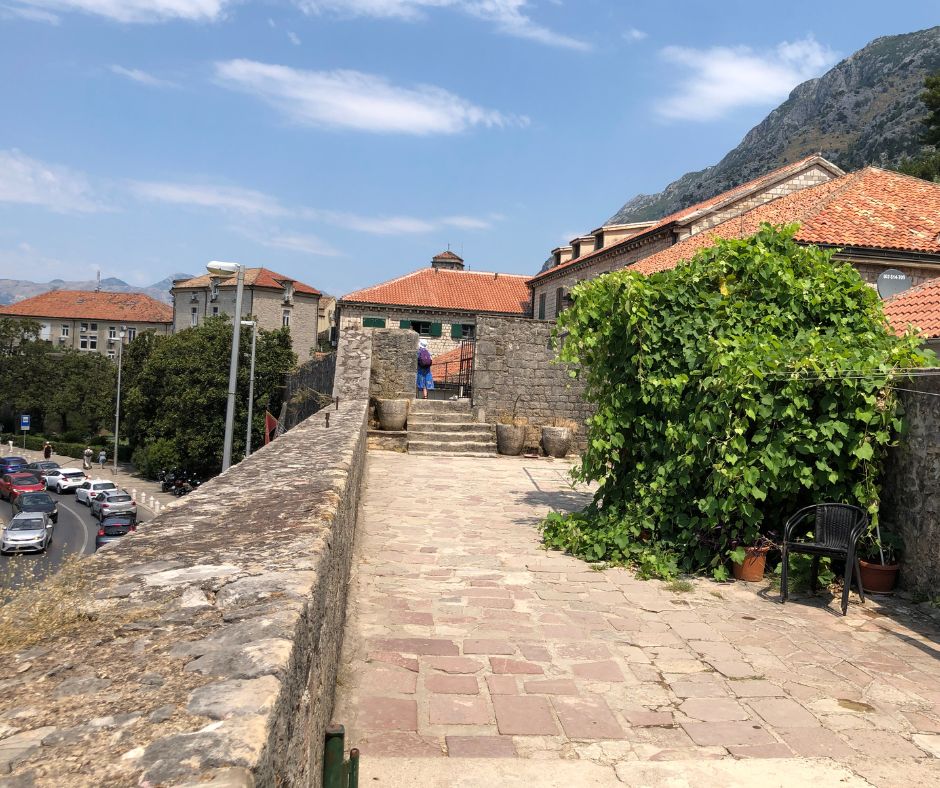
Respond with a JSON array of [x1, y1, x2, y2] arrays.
[[20, 415, 30, 431]]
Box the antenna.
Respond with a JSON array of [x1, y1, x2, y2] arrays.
[[95, 270, 101, 293]]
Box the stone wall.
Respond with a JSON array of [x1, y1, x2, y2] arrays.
[[473, 316, 593, 450], [339, 305, 479, 355], [0, 327, 373, 786], [880, 374, 940, 597], [369, 328, 419, 401]]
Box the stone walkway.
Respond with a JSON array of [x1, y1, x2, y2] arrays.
[[334, 452, 940, 786]]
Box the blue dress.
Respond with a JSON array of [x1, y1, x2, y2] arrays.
[[417, 366, 434, 390]]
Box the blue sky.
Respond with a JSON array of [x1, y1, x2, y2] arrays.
[[0, 1, 936, 296]]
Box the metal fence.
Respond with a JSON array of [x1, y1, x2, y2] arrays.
[[281, 353, 337, 431]]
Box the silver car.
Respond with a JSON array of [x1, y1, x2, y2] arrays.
[[75, 479, 117, 506], [1, 512, 52, 554], [92, 490, 137, 521]]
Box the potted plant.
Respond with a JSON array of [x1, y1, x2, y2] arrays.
[[496, 414, 527, 456], [857, 527, 901, 593], [540, 418, 574, 459], [730, 536, 775, 582], [375, 398, 409, 431]]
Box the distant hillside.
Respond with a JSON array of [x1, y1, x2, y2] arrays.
[[610, 25, 940, 224], [0, 272, 192, 306]]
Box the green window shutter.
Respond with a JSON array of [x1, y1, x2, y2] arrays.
[[363, 317, 386, 328], [399, 319, 412, 330], [450, 323, 462, 339], [430, 322, 442, 338]]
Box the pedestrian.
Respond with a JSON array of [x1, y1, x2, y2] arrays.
[[82, 446, 93, 470], [43, 441, 52, 460], [98, 449, 107, 470], [416, 338, 434, 400]]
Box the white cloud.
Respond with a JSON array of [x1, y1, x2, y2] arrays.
[[129, 181, 289, 216], [656, 35, 838, 122], [304, 208, 496, 235], [287, 30, 301, 45], [9, 0, 230, 23], [110, 65, 178, 88], [214, 59, 527, 135], [0, 3, 60, 22], [0, 149, 105, 213], [264, 232, 341, 256], [296, 0, 588, 50], [623, 27, 646, 42]]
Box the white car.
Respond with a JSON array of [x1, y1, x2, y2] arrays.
[[75, 479, 117, 506], [1, 512, 52, 554], [45, 467, 88, 494]]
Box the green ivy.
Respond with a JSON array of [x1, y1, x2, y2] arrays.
[[543, 225, 934, 578]]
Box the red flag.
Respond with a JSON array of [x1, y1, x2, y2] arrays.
[[264, 411, 279, 445]]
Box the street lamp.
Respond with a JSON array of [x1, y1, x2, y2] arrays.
[[241, 320, 257, 459], [207, 261, 245, 472], [113, 327, 126, 475]]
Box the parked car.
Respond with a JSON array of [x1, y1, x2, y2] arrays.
[[95, 513, 136, 550], [26, 461, 60, 480], [0, 472, 45, 502], [1, 512, 52, 554], [12, 491, 58, 524], [75, 479, 117, 506], [91, 490, 137, 521], [44, 468, 87, 494], [0, 457, 28, 475]]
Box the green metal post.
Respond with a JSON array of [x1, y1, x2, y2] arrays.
[[323, 724, 345, 788], [348, 748, 360, 788]]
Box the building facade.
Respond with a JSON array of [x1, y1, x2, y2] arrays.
[[0, 290, 173, 359], [338, 252, 531, 355], [171, 268, 321, 361]]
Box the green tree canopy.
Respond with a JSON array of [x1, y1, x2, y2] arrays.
[[123, 317, 296, 478], [543, 225, 933, 579]]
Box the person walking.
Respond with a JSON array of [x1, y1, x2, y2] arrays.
[[82, 446, 93, 470], [416, 339, 434, 400], [43, 441, 52, 460], [98, 449, 107, 470]]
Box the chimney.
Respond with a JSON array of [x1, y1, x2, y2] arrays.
[[431, 250, 465, 271]]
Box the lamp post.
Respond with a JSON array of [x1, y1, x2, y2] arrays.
[[206, 261, 245, 472], [113, 327, 126, 475], [241, 320, 257, 459]]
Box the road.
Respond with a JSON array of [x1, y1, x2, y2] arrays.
[[0, 486, 142, 593]]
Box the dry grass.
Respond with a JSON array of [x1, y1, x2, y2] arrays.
[[0, 555, 95, 653]]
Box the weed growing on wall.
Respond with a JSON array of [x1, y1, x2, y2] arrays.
[[542, 225, 933, 579]]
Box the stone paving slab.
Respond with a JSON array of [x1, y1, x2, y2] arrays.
[[334, 453, 940, 785]]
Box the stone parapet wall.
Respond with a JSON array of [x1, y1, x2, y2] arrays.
[[881, 374, 940, 597], [473, 316, 593, 450], [369, 329, 419, 401], [0, 327, 373, 786]]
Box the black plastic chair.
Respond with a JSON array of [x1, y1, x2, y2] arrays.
[[780, 503, 868, 616]]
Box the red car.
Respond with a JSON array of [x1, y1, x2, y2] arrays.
[[0, 472, 46, 502]]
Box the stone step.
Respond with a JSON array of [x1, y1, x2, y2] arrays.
[[408, 428, 494, 443], [407, 420, 488, 433], [408, 413, 477, 426], [408, 440, 495, 455], [410, 399, 472, 414]]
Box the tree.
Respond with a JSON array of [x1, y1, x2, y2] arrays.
[[895, 71, 940, 183], [124, 317, 296, 478], [543, 225, 933, 579]]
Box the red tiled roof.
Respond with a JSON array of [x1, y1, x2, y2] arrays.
[[173, 267, 321, 295], [628, 168, 940, 277], [883, 277, 940, 339], [0, 290, 173, 323], [432, 250, 464, 263], [341, 268, 530, 315], [529, 154, 842, 284], [431, 345, 471, 383]]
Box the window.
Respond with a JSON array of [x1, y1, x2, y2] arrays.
[[538, 293, 546, 320], [80, 322, 88, 333], [411, 320, 431, 336], [79, 322, 97, 350], [212, 306, 219, 316], [555, 287, 564, 317], [127, 327, 136, 341], [191, 307, 198, 327], [107, 351, 115, 360], [451, 323, 475, 340], [108, 326, 117, 340], [61, 324, 69, 338], [282, 309, 291, 328], [362, 317, 386, 328], [210, 280, 219, 301], [594, 232, 604, 250]]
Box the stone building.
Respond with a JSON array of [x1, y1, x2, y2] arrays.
[[0, 290, 173, 359], [529, 155, 845, 320], [171, 267, 322, 361], [337, 251, 530, 355]]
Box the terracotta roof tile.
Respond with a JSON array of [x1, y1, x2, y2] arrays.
[[173, 267, 321, 295], [883, 277, 940, 339], [0, 290, 173, 323], [628, 168, 940, 276], [530, 154, 840, 284], [341, 268, 530, 315], [431, 345, 471, 382], [432, 250, 464, 263]]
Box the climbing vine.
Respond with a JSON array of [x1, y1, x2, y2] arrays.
[[542, 225, 933, 579]]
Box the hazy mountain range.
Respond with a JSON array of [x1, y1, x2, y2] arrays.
[[0, 273, 192, 306]]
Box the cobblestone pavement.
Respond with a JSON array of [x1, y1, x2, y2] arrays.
[[334, 453, 940, 785]]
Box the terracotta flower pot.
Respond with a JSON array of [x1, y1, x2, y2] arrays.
[[540, 426, 570, 458], [732, 546, 770, 582], [375, 398, 409, 431], [496, 424, 525, 456], [859, 560, 899, 593]]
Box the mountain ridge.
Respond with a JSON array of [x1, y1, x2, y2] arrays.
[[0, 273, 192, 306]]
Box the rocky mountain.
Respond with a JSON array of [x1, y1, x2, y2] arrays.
[[0, 273, 192, 306], [610, 25, 940, 224]]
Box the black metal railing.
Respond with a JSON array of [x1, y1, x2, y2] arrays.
[[431, 339, 475, 400]]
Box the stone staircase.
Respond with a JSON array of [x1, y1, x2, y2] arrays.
[[407, 399, 496, 455]]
